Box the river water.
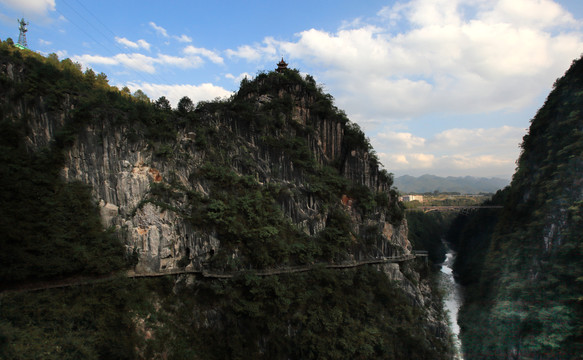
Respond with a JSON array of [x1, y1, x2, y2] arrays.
[[439, 250, 464, 359]]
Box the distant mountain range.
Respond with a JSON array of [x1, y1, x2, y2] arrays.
[[393, 174, 510, 194]]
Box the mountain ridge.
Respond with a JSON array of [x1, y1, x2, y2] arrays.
[[394, 174, 510, 194]]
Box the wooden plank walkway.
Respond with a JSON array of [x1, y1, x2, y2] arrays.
[[129, 254, 418, 279]]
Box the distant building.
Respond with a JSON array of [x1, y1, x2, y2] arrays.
[[399, 195, 424, 203], [276, 58, 288, 73]]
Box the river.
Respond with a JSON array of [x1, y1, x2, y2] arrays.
[[440, 249, 464, 359]]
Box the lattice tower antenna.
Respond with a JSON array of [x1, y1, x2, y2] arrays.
[[18, 18, 28, 48]]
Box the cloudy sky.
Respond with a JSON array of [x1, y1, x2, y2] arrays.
[[1, 0, 582, 179]]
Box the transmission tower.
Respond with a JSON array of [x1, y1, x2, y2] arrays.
[[17, 18, 28, 48]]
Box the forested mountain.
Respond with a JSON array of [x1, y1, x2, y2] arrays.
[[450, 56, 583, 359], [394, 174, 509, 194], [0, 40, 452, 359]]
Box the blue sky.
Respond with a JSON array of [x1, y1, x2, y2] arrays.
[[1, 0, 582, 179]]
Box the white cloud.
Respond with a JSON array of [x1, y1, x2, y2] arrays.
[[156, 53, 201, 68], [381, 151, 518, 177], [479, 0, 579, 29], [260, 0, 583, 127], [226, 45, 262, 61], [430, 126, 524, 153], [126, 82, 233, 107], [149, 21, 168, 37], [372, 126, 524, 177], [0, 0, 55, 16], [408, 153, 435, 168], [115, 37, 136, 48], [148, 22, 192, 43], [115, 37, 151, 51], [379, 0, 464, 28], [226, 37, 278, 62], [224, 0, 581, 178], [137, 39, 151, 50], [72, 52, 204, 74], [339, 17, 365, 31], [55, 49, 68, 59], [225, 72, 252, 84], [175, 34, 192, 43], [377, 131, 426, 150], [39, 38, 52, 46], [73, 54, 119, 67], [183, 45, 223, 64], [385, 153, 409, 165]]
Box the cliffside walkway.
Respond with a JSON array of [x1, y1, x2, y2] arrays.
[[1, 253, 423, 295], [406, 205, 503, 214], [129, 253, 419, 279]]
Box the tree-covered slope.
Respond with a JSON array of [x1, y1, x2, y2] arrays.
[[455, 56, 583, 359], [0, 40, 452, 359]]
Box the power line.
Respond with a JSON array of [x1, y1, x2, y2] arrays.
[[54, 0, 169, 90], [72, 0, 119, 40]]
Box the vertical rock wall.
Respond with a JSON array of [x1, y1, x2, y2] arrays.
[[14, 85, 403, 274]]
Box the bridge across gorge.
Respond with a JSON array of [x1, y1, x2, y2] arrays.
[[406, 205, 503, 214], [1, 253, 426, 294]]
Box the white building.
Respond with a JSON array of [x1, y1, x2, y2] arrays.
[[399, 195, 424, 203]]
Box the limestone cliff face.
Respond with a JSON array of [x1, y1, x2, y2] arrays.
[[10, 75, 401, 275], [2, 59, 449, 354]]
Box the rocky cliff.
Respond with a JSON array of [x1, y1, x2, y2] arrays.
[[453, 56, 583, 359], [0, 42, 451, 359]]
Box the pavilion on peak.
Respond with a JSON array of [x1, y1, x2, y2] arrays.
[[276, 58, 288, 73]]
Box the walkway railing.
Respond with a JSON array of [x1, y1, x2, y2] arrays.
[[1, 253, 424, 294], [128, 254, 418, 279]]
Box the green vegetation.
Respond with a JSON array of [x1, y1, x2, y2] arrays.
[[0, 40, 144, 359], [190, 164, 318, 269], [0, 46, 128, 285], [446, 189, 508, 286], [1, 268, 451, 360], [452, 56, 583, 358], [136, 268, 451, 360], [0, 41, 448, 359], [164, 66, 405, 270], [406, 211, 454, 265], [0, 278, 143, 360]]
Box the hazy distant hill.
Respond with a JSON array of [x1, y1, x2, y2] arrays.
[[394, 174, 509, 194]]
